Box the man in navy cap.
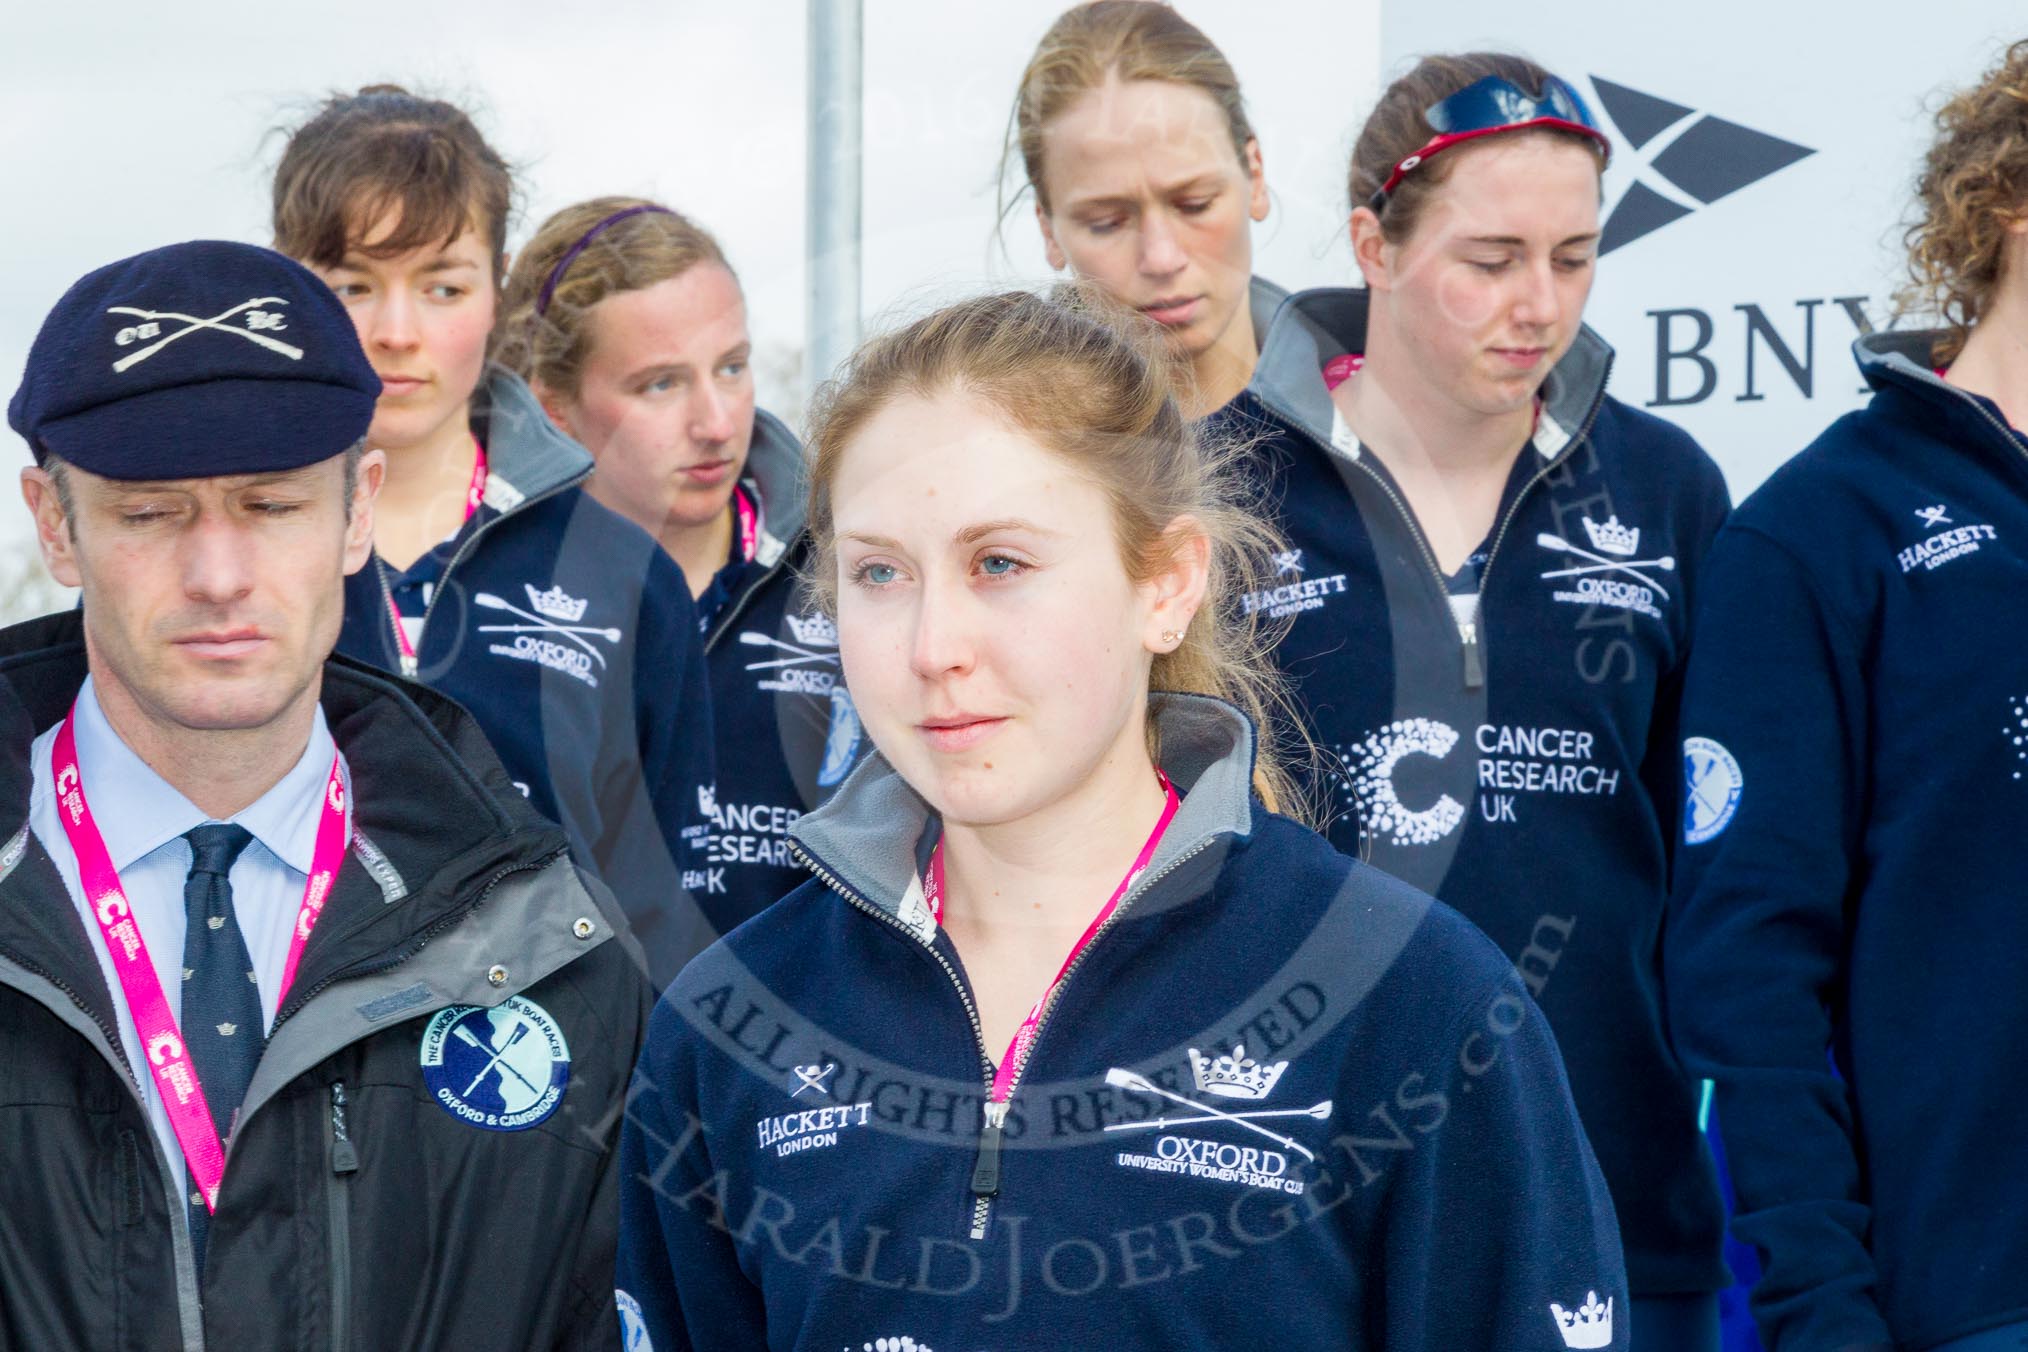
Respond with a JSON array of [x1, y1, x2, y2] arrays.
[[0, 240, 646, 1350]]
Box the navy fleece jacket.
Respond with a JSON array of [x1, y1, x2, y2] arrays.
[[1217, 287, 1733, 1298], [338, 366, 716, 985], [694, 410, 864, 935], [617, 696, 1628, 1351], [1668, 332, 2028, 1351]]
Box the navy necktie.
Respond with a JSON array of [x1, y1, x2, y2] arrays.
[[180, 822, 261, 1269]]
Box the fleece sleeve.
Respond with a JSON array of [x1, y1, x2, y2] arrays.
[[616, 1000, 770, 1351], [1665, 524, 1892, 1352], [1641, 447, 1734, 885], [596, 549, 722, 988], [1378, 972, 1629, 1352]]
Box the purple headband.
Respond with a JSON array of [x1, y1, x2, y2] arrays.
[[534, 204, 676, 316]]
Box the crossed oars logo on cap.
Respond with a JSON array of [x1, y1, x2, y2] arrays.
[[106, 297, 303, 373]]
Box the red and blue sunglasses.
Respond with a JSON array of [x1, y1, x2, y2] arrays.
[[1369, 74, 1612, 212]]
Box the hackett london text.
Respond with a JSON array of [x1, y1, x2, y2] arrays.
[[757, 1102, 873, 1157], [1898, 523, 1997, 573]]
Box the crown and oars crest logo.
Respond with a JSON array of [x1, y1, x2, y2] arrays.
[[525, 583, 589, 623], [1549, 1292, 1613, 1350], [784, 611, 839, 648], [1580, 515, 1639, 557], [1187, 1044, 1287, 1100]]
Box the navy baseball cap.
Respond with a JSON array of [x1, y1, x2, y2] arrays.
[[7, 240, 381, 480]]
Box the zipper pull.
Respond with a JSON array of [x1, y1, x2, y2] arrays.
[[398, 654, 419, 680], [330, 1083, 359, 1175], [970, 1100, 1006, 1200], [1460, 622, 1485, 689]]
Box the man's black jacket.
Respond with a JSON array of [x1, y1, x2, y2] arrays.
[[0, 610, 651, 1350]]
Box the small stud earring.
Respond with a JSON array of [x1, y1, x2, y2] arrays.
[[1160, 629, 1182, 646]]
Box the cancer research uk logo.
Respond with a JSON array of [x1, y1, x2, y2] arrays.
[[420, 997, 570, 1132], [1343, 718, 1623, 844], [1108, 1045, 1328, 1196], [476, 583, 622, 688], [1584, 76, 1814, 254]]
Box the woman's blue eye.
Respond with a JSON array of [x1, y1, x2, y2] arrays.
[[979, 555, 1020, 576], [860, 563, 897, 586]]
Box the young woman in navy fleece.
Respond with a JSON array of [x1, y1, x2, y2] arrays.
[[617, 289, 1627, 1351], [1002, 1, 1285, 421], [271, 89, 716, 985], [1668, 41, 2028, 1352], [1215, 53, 1734, 1348], [499, 197, 863, 961]]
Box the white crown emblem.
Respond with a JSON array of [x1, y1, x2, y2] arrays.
[[786, 611, 838, 648], [1550, 1292, 1613, 1350], [698, 783, 718, 818], [1581, 515, 1639, 557], [526, 583, 588, 623], [1187, 1044, 1286, 1101]]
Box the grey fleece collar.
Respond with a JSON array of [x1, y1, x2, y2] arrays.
[[1246, 286, 1612, 465], [471, 364, 593, 508], [1856, 328, 1953, 395], [745, 407, 809, 546], [1248, 275, 1291, 354], [788, 693, 1259, 936]]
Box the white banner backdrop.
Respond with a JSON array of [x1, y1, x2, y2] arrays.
[[1380, 3, 2023, 498]]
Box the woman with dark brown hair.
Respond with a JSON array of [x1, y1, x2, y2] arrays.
[[271, 87, 719, 984], [1221, 52, 1736, 1348], [1668, 40, 2028, 1351]]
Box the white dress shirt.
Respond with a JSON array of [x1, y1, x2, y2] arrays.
[[28, 675, 350, 1200]]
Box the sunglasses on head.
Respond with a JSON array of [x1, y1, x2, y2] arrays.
[[1369, 74, 1612, 212]]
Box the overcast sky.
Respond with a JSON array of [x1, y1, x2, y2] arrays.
[[0, 0, 1380, 598]]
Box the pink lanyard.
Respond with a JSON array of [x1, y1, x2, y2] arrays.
[[51, 704, 351, 1211], [924, 775, 1181, 1104], [732, 485, 761, 565], [384, 438, 490, 672]]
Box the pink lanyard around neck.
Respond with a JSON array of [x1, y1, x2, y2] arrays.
[[732, 485, 760, 564], [924, 775, 1182, 1105], [52, 704, 350, 1210], [384, 437, 489, 673]]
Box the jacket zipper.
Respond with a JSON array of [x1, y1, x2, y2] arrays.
[[968, 836, 1219, 1238], [326, 1081, 358, 1352], [1935, 380, 2028, 471], [785, 841, 998, 1235], [1315, 359, 1614, 690], [703, 552, 792, 655], [792, 833, 1219, 1241], [374, 476, 584, 679]]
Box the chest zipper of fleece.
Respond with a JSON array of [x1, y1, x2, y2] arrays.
[[793, 834, 1217, 1242], [327, 1082, 359, 1352], [786, 841, 997, 1238], [1325, 363, 1612, 690]]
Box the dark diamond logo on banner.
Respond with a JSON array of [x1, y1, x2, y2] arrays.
[[1589, 77, 1814, 254]]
